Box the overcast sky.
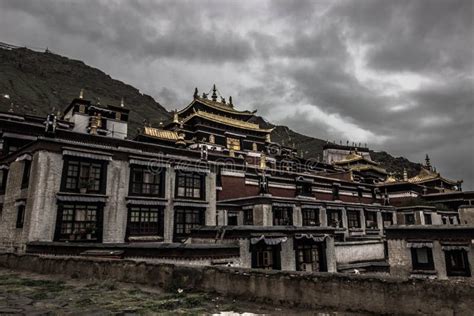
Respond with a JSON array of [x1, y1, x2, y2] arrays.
[[0, 0, 473, 189]]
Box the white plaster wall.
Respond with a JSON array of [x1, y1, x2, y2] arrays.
[[335, 241, 385, 264], [107, 120, 127, 139], [27, 151, 63, 242], [102, 160, 129, 243]]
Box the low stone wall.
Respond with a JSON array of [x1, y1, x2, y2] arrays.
[[1, 252, 473, 315]]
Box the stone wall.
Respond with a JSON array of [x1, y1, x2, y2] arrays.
[[1, 252, 472, 315]]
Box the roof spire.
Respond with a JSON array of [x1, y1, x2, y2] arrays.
[[120, 97, 124, 107], [403, 168, 408, 181], [425, 154, 432, 170], [211, 84, 217, 102], [229, 96, 233, 107], [79, 89, 84, 99], [193, 87, 198, 99]]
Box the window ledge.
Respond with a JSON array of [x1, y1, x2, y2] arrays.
[[411, 269, 437, 275]]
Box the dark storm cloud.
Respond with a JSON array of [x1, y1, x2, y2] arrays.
[[0, 0, 472, 188]]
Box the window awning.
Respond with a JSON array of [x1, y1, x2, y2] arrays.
[[251, 235, 288, 245], [174, 201, 208, 208], [56, 194, 108, 203], [0, 164, 9, 170], [14, 200, 26, 207], [174, 165, 210, 174], [272, 202, 295, 208], [126, 199, 167, 206], [442, 245, 470, 251], [63, 149, 112, 161], [129, 159, 169, 168], [407, 242, 433, 248], [295, 234, 328, 242]]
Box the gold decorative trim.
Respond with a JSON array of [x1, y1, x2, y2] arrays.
[[183, 110, 273, 132], [143, 127, 179, 140]]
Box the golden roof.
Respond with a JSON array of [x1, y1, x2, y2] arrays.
[[143, 127, 179, 141], [183, 110, 273, 132], [350, 165, 388, 174], [384, 175, 398, 183], [407, 167, 458, 185], [178, 97, 255, 117], [334, 152, 378, 166]]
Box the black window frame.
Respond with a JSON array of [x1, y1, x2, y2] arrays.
[[60, 157, 108, 194], [174, 207, 205, 240], [295, 240, 326, 272], [54, 202, 104, 242], [326, 209, 342, 228], [21, 160, 31, 189], [296, 181, 312, 197], [347, 210, 361, 228], [302, 208, 320, 226], [405, 213, 416, 225], [365, 210, 378, 229], [424, 213, 432, 225], [382, 212, 393, 227], [444, 249, 471, 277], [411, 247, 435, 271], [251, 242, 282, 270], [332, 184, 340, 200], [126, 205, 164, 239], [0, 169, 8, 194], [272, 206, 293, 226], [243, 209, 253, 225], [129, 165, 165, 197], [16, 204, 25, 228], [175, 171, 205, 200]]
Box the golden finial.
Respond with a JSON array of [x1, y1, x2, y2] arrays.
[[265, 133, 271, 143], [403, 168, 408, 181], [211, 84, 217, 102], [173, 111, 179, 123], [229, 96, 233, 107], [120, 97, 124, 107], [193, 87, 198, 99], [79, 89, 84, 99], [259, 154, 267, 170]]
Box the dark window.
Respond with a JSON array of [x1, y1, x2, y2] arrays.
[[326, 209, 342, 228], [251, 243, 281, 270], [445, 249, 471, 277], [357, 188, 363, 198], [411, 247, 434, 271], [176, 172, 204, 199], [365, 211, 378, 229], [405, 213, 415, 225], [302, 209, 320, 226], [61, 159, 107, 194], [227, 212, 238, 226], [382, 212, 393, 227], [442, 217, 448, 225], [348, 210, 361, 228], [21, 160, 31, 189], [174, 208, 205, 239], [0, 169, 7, 194], [54, 203, 102, 242], [295, 242, 326, 272], [129, 165, 164, 196], [272, 207, 293, 225], [332, 185, 340, 200], [424, 213, 432, 225], [243, 209, 253, 225], [296, 182, 312, 196], [127, 206, 164, 237], [0, 203, 3, 219], [16, 204, 25, 228]]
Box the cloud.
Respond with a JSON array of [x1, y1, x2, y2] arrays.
[[0, 0, 472, 189]]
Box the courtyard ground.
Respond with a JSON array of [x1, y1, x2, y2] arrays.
[[0, 268, 365, 315]]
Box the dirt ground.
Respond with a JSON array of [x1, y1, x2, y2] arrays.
[[0, 267, 361, 315]]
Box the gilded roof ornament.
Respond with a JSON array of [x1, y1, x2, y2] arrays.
[[194, 87, 198, 99], [79, 89, 84, 99], [211, 84, 218, 102]]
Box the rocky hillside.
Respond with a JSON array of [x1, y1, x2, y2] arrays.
[[0, 44, 421, 177], [0, 45, 170, 134]]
